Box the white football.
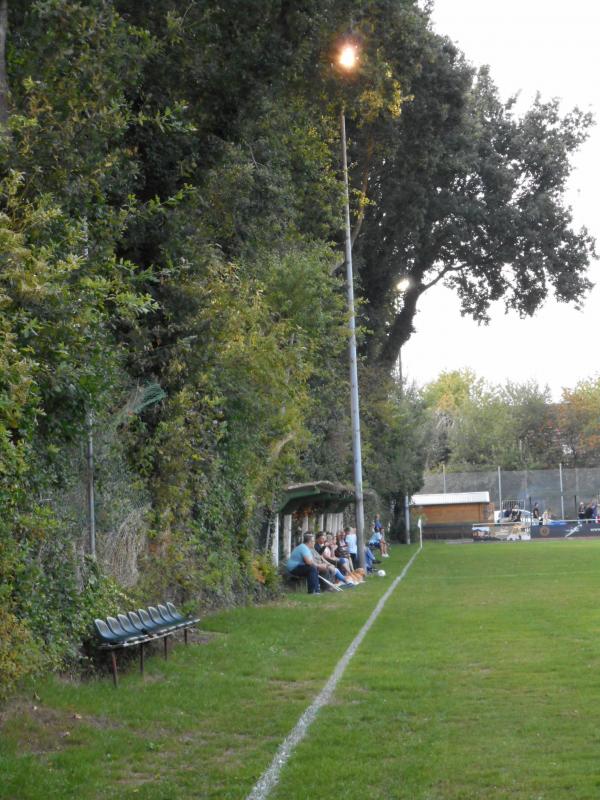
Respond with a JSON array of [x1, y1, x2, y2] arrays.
[[377, 569, 386, 577]]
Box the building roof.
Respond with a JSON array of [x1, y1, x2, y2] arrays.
[[411, 491, 490, 507]]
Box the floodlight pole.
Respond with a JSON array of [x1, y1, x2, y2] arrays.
[[559, 462, 565, 520], [340, 108, 365, 569]]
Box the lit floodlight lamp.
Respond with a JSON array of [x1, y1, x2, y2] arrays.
[[338, 43, 358, 71]]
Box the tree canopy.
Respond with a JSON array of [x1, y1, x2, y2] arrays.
[[422, 370, 600, 471], [351, 42, 595, 369]]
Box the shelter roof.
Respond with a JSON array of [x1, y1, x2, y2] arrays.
[[279, 481, 355, 515]]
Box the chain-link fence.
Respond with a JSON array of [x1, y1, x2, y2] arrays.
[[422, 466, 600, 518], [42, 387, 155, 590]]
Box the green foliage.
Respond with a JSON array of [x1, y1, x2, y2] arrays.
[[421, 369, 600, 471], [0, 602, 36, 701], [355, 44, 595, 369], [251, 553, 280, 593], [361, 368, 426, 494], [1, 0, 594, 699], [557, 378, 600, 466]]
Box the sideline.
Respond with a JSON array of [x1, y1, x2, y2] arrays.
[[246, 542, 423, 800]]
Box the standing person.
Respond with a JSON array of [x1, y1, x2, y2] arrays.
[[286, 533, 320, 594], [532, 503, 540, 524], [348, 525, 377, 570], [578, 502, 586, 521], [344, 526, 358, 568]]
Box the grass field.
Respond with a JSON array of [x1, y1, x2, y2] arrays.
[[2, 541, 600, 799]]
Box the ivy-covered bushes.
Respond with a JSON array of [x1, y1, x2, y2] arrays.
[[0, 0, 431, 696]]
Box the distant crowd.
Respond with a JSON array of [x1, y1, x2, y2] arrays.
[[286, 515, 389, 594], [577, 501, 599, 522], [510, 501, 600, 524]]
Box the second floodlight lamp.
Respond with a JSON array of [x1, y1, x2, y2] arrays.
[[338, 42, 359, 71]]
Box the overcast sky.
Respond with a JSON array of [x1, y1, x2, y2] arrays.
[[401, 0, 600, 399]]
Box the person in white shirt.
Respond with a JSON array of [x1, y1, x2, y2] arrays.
[[344, 526, 357, 567]]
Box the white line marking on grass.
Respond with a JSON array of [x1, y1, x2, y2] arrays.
[[246, 545, 423, 800], [416, 570, 600, 581]]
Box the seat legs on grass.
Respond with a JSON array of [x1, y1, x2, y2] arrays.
[[288, 563, 320, 593]]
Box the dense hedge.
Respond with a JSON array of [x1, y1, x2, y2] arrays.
[[0, 0, 428, 696]]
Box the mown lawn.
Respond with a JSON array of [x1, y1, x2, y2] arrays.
[[3, 541, 600, 799], [271, 540, 600, 800], [0, 550, 412, 800]]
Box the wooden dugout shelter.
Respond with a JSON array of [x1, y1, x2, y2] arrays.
[[270, 481, 356, 564]]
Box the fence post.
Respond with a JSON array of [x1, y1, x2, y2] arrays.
[[86, 410, 96, 560], [271, 514, 279, 565], [283, 515, 292, 558], [559, 462, 565, 520], [497, 466, 503, 513]]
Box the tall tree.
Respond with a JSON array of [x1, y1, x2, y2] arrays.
[[351, 39, 595, 370], [556, 379, 600, 467]]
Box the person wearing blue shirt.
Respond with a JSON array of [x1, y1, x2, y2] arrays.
[[369, 529, 382, 547], [286, 533, 320, 594], [370, 515, 389, 557]]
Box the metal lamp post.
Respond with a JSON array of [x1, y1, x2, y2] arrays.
[[338, 43, 365, 569]]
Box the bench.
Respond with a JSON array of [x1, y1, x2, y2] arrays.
[[94, 602, 200, 687], [279, 565, 345, 593]]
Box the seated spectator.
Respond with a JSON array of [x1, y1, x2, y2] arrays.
[[362, 545, 376, 573], [369, 528, 389, 557], [315, 532, 349, 574], [335, 531, 350, 561], [310, 538, 355, 588], [286, 532, 320, 594]]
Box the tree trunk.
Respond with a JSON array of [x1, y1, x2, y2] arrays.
[[376, 284, 423, 371]]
